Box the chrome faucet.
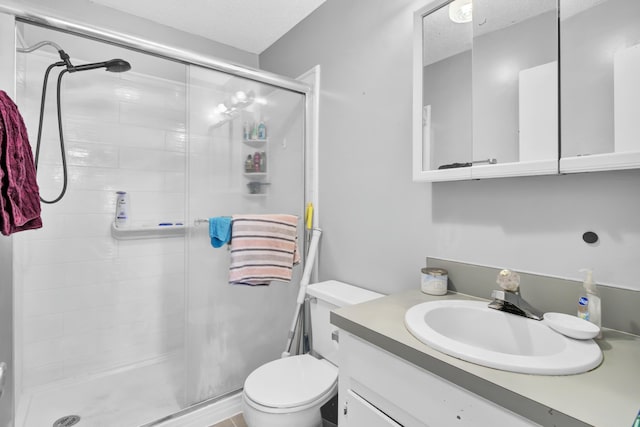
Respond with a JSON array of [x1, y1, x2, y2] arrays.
[[488, 270, 544, 321]]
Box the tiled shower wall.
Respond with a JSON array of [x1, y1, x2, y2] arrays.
[[15, 49, 188, 390]]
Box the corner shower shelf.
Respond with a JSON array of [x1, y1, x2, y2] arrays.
[[111, 222, 186, 240], [242, 138, 269, 146]]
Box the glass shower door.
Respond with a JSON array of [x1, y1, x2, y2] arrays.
[[185, 65, 307, 405]]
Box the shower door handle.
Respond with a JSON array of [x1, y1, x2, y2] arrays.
[[0, 362, 7, 399]]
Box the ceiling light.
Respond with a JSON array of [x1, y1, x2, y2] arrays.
[[449, 0, 472, 24]]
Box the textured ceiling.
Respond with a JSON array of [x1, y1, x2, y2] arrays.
[[87, 0, 326, 54]]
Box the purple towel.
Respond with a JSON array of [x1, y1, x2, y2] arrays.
[[0, 90, 42, 236]]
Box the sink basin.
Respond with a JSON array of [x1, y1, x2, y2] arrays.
[[405, 300, 602, 375]]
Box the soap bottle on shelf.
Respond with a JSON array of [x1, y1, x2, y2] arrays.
[[250, 121, 258, 140], [253, 152, 261, 172], [245, 154, 254, 172], [259, 151, 266, 172], [577, 268, 602, 338], [242, 122, 250, 140], [114, 191, 129, 228], [257, 120, 267, 140]]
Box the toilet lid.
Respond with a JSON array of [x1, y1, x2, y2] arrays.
[[244, 354, 338, 409]]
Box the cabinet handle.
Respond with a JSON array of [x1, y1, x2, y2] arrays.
[[331, 330, 340, 343]]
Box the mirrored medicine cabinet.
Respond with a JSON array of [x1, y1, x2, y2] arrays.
[[413, 0, 640, 182]]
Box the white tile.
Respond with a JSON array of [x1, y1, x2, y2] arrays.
[[24, 237, 117, 266], [117, 237, 185, 259], [64, 117, 122, 145], [23, 339, 65, 369], [120, 102, 186, 132], [118, 124, 166, 150], [35, 140, 118, 174], [22, 314, 65, 344], [119, 147, 185, 172], [37, 190, 119, 214], [63, 308, 111, 336], [59, 332, 99, 361], [22, 259, 116, 291], [114, 255, 184, 280], [165, 131, 187, 152], [127, 191, 185, 218], [120, 72, 186, 106], [26, 213, 113, 240], [23, 283, 113, 317], [22, 362, 67, 389], [164, 172, 186, 193]]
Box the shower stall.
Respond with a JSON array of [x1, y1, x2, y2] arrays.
[[1, 9, 315, 427]]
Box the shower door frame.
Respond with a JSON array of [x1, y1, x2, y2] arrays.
[[0, 5, 319, 426]]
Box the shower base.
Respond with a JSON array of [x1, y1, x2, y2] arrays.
[[17, 357, 183, 427]]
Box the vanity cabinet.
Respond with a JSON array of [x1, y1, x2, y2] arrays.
[[338, 332, 539, 427], [414, 0, 640, 182]]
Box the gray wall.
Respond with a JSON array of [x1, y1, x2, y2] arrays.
[[5, 0, 258, 68], [260, 0, 640, 295]]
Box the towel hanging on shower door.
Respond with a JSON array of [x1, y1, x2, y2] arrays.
[[0, 90, 42, 236], [228, 214, 300, 286]]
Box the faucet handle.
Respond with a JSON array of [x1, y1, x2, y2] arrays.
[[491, 289, 505, 300], [496, 269, 520, 292]]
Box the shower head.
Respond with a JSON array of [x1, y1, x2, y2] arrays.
[[105, 59, 131, 73], [68, 58, 131, 73]]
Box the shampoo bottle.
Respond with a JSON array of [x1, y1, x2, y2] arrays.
[[257, 120, 266, 139], [114, 191, 129, 228], [578, 269, 602, 338]]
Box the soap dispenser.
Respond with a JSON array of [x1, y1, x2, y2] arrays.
[[578, 269, 602, 338]]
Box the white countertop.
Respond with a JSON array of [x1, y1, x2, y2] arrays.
[[331, 289, 640, 427]]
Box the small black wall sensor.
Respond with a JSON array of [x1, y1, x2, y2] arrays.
[[582, 231, 599, 244]]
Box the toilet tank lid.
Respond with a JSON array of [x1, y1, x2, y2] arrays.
[[306, 280, 384, 307]]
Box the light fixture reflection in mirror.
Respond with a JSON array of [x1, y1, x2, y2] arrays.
[[449, 0, 472, 24]]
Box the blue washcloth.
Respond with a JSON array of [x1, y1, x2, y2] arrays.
[[209, 216, 232, 248]]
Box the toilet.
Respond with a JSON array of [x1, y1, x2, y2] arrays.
[[241, 280, 383, 427]]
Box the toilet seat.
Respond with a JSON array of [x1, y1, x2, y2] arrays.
[[244, 354, 338, 411]]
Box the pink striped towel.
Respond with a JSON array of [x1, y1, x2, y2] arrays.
[[229, 214, 300, 286]]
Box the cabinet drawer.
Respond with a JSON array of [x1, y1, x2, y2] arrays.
[[346, 389, 403, 427]]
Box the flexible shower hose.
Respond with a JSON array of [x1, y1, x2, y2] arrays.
[[34, 61, 69, 204]]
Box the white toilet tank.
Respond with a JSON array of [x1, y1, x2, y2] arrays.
[[306, 280, 383, 365]]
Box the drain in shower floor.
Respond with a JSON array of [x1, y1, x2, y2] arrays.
[[52, 415, 81, 427]]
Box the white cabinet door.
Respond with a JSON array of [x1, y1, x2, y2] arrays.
[[346, 389, 402, 427], [340, 332, 541, 427]]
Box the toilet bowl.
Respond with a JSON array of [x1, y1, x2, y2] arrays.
[[242, 354, 337, 427], [241, 280, 383, 427]]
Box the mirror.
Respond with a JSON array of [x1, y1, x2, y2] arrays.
[[413, 0, 559, 181], [560, 0, 640, 173], [422, 2, 473, 170]]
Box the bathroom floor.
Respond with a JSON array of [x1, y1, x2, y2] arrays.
[[210, 413, 248, 427], [211, 414, 337, 427]]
